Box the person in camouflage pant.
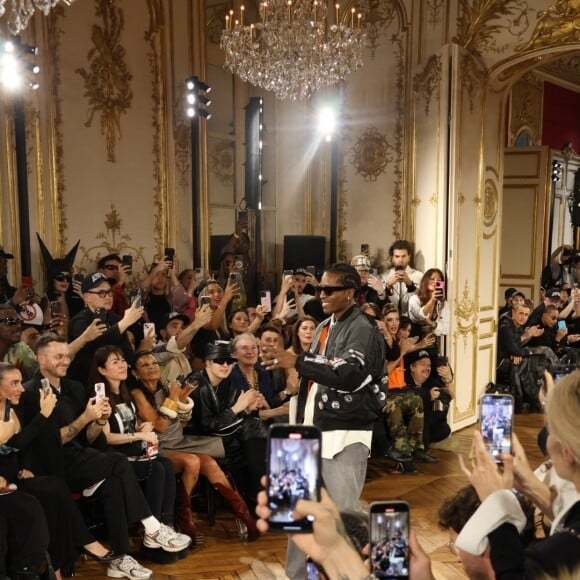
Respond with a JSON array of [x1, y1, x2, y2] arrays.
[[384, 389, 425, 456]]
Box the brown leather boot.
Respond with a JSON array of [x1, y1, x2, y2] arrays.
[[213, 482, 260, 541], [176, 481, 204, 546]]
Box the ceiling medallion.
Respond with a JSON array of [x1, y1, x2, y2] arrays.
[[350, 126, 392, 182], [220, 1, 365, 100]]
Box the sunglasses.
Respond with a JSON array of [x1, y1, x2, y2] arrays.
[[54, 273, 72, 282], [212, 358, 234, 366], [86, 289, 114, 298], [103, 264, 119, 271], [0, 317, 23, 326], [315, 285, 349, 296]]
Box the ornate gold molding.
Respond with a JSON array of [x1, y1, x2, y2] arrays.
[[563, 142, 579, 162], [429, 191, 438, 206], [76, 0, 133, 163], [350, 126, 393, 182], [426, 0, 444, 25], [483, 179, 498, 226], [206, 1, 228, 44], [455, 0, 531, 56], [146, 0, 169, 256], [509, 72, 542, 145], [392, 34, 405, 240], [47, 8, 68, 252], [460, 52, 486, 114], [412, 54, 442, 115], [358, 0, 399, 58], [453, 280, 479, 349], [211, 140, 235, 185], [517, 2, 580, 52]]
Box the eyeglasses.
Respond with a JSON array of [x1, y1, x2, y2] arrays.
[[86, 289, 114, 298], [103, 264, 119, 271], [0, 317, 23, 326], [54, 273, 72, 282], [212, 358, 234, 365], [315, 285, 349, 296]]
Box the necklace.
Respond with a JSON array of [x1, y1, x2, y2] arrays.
[[240, 366, 259, 391]]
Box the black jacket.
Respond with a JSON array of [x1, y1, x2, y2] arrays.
[[295, 305, 386, 431], [497, 313, 528, 363]]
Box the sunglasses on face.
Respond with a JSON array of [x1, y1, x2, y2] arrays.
[[86, 289, 114, 298], [54, 273, 72, 282], [0, 317, 23, 326], [315, 285, 349, 296], [212, 358, 234, 366]]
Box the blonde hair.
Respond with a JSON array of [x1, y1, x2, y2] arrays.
[[545, 370, 580, 462]]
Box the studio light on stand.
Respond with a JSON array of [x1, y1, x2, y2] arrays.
[[185, 76, 212, 266]]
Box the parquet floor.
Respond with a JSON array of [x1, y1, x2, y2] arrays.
[[73, 412, 545, 579]]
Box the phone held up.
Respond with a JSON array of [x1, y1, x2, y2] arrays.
[[480, 393, 514, 462], [164, 247, 175, 269], [199, 295, 211, 307], [266, 424, 321, 533], [369, 501, 410, 578], [94, 308, 107, 325], [94, 382, 106, 401], [260, 290, 272, 313], [369, 501, 410, 579], [122, 254, 133, 275]]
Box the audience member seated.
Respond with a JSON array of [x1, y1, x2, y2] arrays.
[[404, 350, 455, 451], [67, 273, 143, 382], [88, 347, 178, 529], [1, 362, 118, 577], [0, 305, 38, 381], [350, 255, 389, 308], [151, 307, 212, 383], [257, 325, 288, 395], [438, 484, 535, 580], [457, 374, 580, 578], [18, 335, 190, 577], [498, 287, 518, 319], [191, 341, 267, 507], [230, 333, 289, 423], [529, 287, 567, 325], [361, 302, 381, 320], [97, 254, 130, 317], [408, 268, 450, 351], [227, 307, 264, 338], [189, 279, 238, 370], [130, 350, 259, 541], [526, 304, 576, 355], [381, 240, 423, 316], [541, 244, 579, 290]]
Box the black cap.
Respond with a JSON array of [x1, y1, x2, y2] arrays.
[[204, 340, 237, 363], [546, 288, 561, 300], [163, 311, 190, 328], [504, 287, 517, 300], [407, 349, 431, 365], [511, 291, 525, 300], [81, 272, 109, 293]]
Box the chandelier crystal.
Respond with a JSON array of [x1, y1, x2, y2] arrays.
[[220, 1, 365, 101], [0, 0, 75, 36]]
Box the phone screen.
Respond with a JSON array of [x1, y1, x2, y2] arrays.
[[267, 425, 321, 532], [369, 501, 410, 579], [94, 382, 106, 401], [143, 322, 156, 337], [122, 254, 133, 274], [480, 394, 514, 461], [94, 308, 107, 324], [557, 320, 567, 330], [50, 301, 63, 316], [199, 296, 211, 306], [260, 290, 272, 313]]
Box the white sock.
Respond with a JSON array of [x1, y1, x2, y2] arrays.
[[141, 516, 161, 535]]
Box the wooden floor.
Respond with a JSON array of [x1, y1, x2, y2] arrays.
[[74, 412, 545, 579]]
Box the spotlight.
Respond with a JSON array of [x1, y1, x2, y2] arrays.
[[552, 160, 563, 183], [184, 75, 211, 122], [317, 106, 337, 141]]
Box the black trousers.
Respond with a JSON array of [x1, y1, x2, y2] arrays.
[[19, 476, 94, 570], [0, 491, 49, 574], [239, 437, 266, 507], [132, 456, 176, 525], [65, 450, 152, 554]]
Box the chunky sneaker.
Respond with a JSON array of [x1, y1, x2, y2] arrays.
[[143, 523, 192, 552], [107, 555, 152, 579]]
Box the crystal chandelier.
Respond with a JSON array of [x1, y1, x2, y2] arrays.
[[220, 1, 365, 101], [0, 0, 75, 36]]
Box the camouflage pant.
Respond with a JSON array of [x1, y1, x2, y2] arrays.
[[384, 390, 424, 455]]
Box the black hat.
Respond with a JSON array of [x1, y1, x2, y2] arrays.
[[204, 340, 237, 363], [546, 288, 561, 300], [511, 291, 526, 300], [504, 287, 517, 300], [81, 272, 109, 293], [163, 311, 190, 328], [37, 234, 79, 275], [407, 349, 431, 365], [0, 248, 14, 260]]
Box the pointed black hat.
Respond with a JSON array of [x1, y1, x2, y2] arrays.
[[36, 234, 80, 275]]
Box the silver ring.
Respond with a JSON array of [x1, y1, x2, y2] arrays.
[[273, 358, 279, 365]]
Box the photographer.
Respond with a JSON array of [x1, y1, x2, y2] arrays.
[[541, 245, 580, 289]]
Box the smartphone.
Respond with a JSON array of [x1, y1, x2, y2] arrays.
[[40, 377, 51, 395], [234, 254, 244, 270], [164, 247, 175, 268], [479, 393, 514, 462], [143, 322, 156, 337], [435, 355, 448, 367], [122, 254, 133, 275], [94, 382, 106, 401], [436, 281, 445, 291], [94, 308, 107, 324], [306, 266, 316, 276], [73, 273, 84, 283], [50, 301, 63, 316], [267, 424, 321, 532], [369, 501, 410, 579], [361, 243, 370, 254], [370, 268, 378, 276], [282, 269, 293, 277], [306, 558, 321, 580], [133, 288, 143, 308], [557, 320, 567, 330], [2, 399, 11, 422], [260, 290, 272, 313], [199, 296, 211, 307], [194, 267, 204, 280]]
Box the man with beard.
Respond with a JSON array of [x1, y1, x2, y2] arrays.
[[350, 255, 389, 308], [262, 263, 386, 579]]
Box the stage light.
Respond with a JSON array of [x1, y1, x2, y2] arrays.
[[317, 106, 337, 141]]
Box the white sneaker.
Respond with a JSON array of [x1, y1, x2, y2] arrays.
[[143, 523, 191, 552], [107, 555, 152, 579]]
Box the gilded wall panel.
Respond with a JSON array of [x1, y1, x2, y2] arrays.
[[508, 72, 543, 146]]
